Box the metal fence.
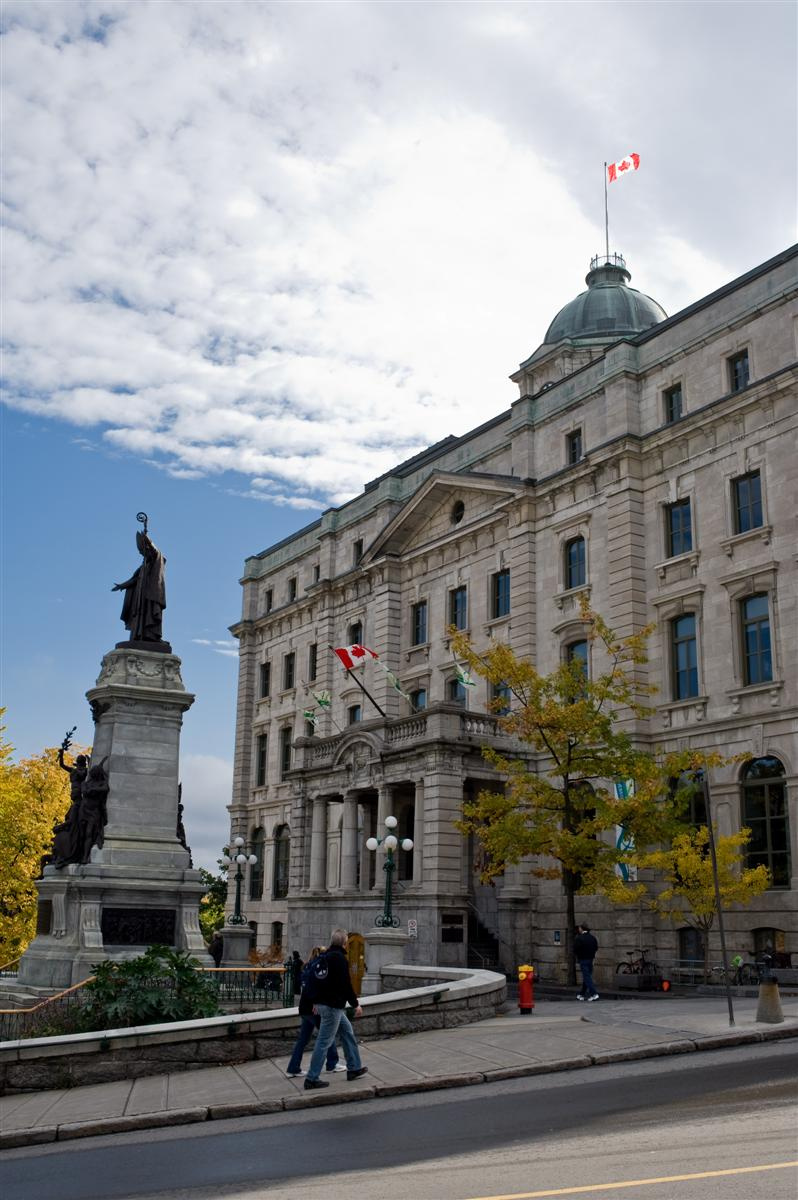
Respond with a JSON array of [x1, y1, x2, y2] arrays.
[[0, 964, 295, 1042]]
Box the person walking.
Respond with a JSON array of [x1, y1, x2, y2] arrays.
[[285, 946, 345, 1078], [574, 923, 599, 1001], [303, 929, 367, 1090]]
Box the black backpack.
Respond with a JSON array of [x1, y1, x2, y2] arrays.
[[300, 952, 329, 1001]]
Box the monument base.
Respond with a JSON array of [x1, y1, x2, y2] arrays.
[[361, 928, 411, 995], [17, 644, 210, 989]]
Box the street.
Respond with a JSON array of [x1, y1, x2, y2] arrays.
[[1, 1042, 796, 1200]]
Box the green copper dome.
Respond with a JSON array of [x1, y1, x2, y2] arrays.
[[544, 254, 666, 344]]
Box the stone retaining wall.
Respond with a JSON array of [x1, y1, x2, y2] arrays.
[[0, 966, 505, 1094]]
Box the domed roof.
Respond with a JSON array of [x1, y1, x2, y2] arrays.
[[544, 254, 666, 344]]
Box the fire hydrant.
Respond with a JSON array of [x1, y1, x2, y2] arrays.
[[518, 963, 535, 1013]]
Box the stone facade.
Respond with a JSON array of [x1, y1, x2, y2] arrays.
[[229, 246, 798, 982]]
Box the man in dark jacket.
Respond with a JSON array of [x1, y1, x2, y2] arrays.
[[304, 929, 367, 1089], [574, 923, 599, 1001]]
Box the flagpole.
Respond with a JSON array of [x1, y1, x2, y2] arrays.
[[327, 645, 388, 719], [604, 161, 609, 259]]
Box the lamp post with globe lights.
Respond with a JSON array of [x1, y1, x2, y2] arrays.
[[221, 835, 258, 926], [366, 816, 413, 928]]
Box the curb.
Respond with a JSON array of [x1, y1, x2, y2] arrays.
[[2, 1025, 796, 1150]]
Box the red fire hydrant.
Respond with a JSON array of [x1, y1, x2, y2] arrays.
[[518, 963, 535, 1013]]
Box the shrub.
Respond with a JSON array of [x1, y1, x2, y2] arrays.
[[78, 945, 219, 1030]]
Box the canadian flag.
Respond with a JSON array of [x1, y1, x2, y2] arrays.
[[333, 644, 379, 671], [607, 153, 640, 183]]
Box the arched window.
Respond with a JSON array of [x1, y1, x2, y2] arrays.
[[740, 757, 790, 888], [565, 537, 586, 589], [249, 827, 265, 900], [273, 825, 290, 899]]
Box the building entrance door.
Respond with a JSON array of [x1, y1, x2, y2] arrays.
[[347, 931, 366, 994]]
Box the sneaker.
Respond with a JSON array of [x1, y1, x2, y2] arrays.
[[576, 994, 586, 1001], [587, 993, 600, 1002], [347, 1066, 369, 1081], [303, 1078, 330, 1090], [326, 1063, 347, 1073], [285, 1069, 304, 1077]]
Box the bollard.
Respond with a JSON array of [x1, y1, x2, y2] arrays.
[[518, 963, 534, 1014], [756, 975, 784, 1024]]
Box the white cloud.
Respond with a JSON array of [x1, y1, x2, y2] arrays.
[[179, 752, 233, 873], [2, 2, 794, 507]]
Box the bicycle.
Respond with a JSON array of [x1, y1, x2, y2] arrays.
[[711, 961, 760, 986], [615, 947, 661, 976]]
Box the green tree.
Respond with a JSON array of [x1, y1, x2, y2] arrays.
[[451, 612, 720, 984], [0, 714, 75, 962], [198, 864, 228, 942], [79, 945, 220, 1030], [641, 825, 770, 982]]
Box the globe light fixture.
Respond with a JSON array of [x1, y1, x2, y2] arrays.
[[222, 835, 259, 926], [367, 816, 413, 928]]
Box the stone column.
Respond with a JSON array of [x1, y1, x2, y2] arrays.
[[309, 796, 328, 892], [341, 793, 359, 890], [412, 779, 424, 884]]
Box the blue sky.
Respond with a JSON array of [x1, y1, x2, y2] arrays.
[[2, 0, 796, 870]]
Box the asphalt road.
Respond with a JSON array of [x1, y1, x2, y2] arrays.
[[2, 1042, 796, 1200]]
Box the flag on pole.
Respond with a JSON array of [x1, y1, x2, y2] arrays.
[[607, 153, 640, 183], [454, 661, 476, 689], [383, 666, 413, 703], [333, 644, 379, 670], [312, 690, 331, 709]]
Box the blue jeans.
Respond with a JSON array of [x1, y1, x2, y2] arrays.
[[578, 959, 597, 997], [286, 1014, 339, 1074], [306, 1005, 361, 1081]]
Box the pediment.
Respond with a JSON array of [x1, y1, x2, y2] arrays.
[[365, 472, 524, 560]]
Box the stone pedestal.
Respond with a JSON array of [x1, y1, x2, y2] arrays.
[[17, 646, 210, 990], [756, 978, 784, 1024], [361, 928, 411, 995], [221, 925, 254, 967]]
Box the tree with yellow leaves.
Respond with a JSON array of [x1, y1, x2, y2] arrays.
[[0, 713, 76, 963], [450, 611, 722, 984], [641, 824, 770, 982]]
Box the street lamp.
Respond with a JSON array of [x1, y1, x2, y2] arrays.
[[366, 815, 413, 928], [221, 836, 258, 926]]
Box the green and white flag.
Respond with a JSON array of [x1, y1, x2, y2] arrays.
[[454, 661, 476, 689]]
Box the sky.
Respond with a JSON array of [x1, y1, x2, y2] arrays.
[[2, 0, 796, 872]]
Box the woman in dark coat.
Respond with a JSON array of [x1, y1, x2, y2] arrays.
[[285, 948, 343, 1078]]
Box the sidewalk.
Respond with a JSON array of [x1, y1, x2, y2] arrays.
[[2, 994, 796, 1149]]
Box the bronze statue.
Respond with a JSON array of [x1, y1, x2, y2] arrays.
[[51, 728, 89, 868], [78, 758, 109, 864], [112, 513, 166, 642]]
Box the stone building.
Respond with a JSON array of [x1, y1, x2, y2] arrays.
[[228, 245, 798, 981]]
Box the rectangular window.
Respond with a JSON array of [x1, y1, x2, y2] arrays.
[[288, 577, 297, 602], [449, 586, 468, 631], [728, 349, 750, 393], [448, 678, 466, 706], [491, 681, 511, 715], [742, 762, 790, 887], [264, 588, 273, 613], [411, 688, 427, 711], [312, 564, 320, 584], [671, 613, 699, 700], [566, 639, 589, 680], [283, 652, 295, 690], [732, 470, 763, 534], [741, 594, 772, 685], [664, 384, 683, 424], [565, 537, 586, 589], [566, 429, 583, 465], [255, 733, 268, 787], [353, 538, 364, 564], [280, 727, 293, 778], [259, 662, 271, 699], [666, 499, 693, 557], [411, 601, 428, 645], [308, 643, 317, 682], [491, 569, 510, 619], [348, 620, 363, 646], [348, 704, 362, 725]]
